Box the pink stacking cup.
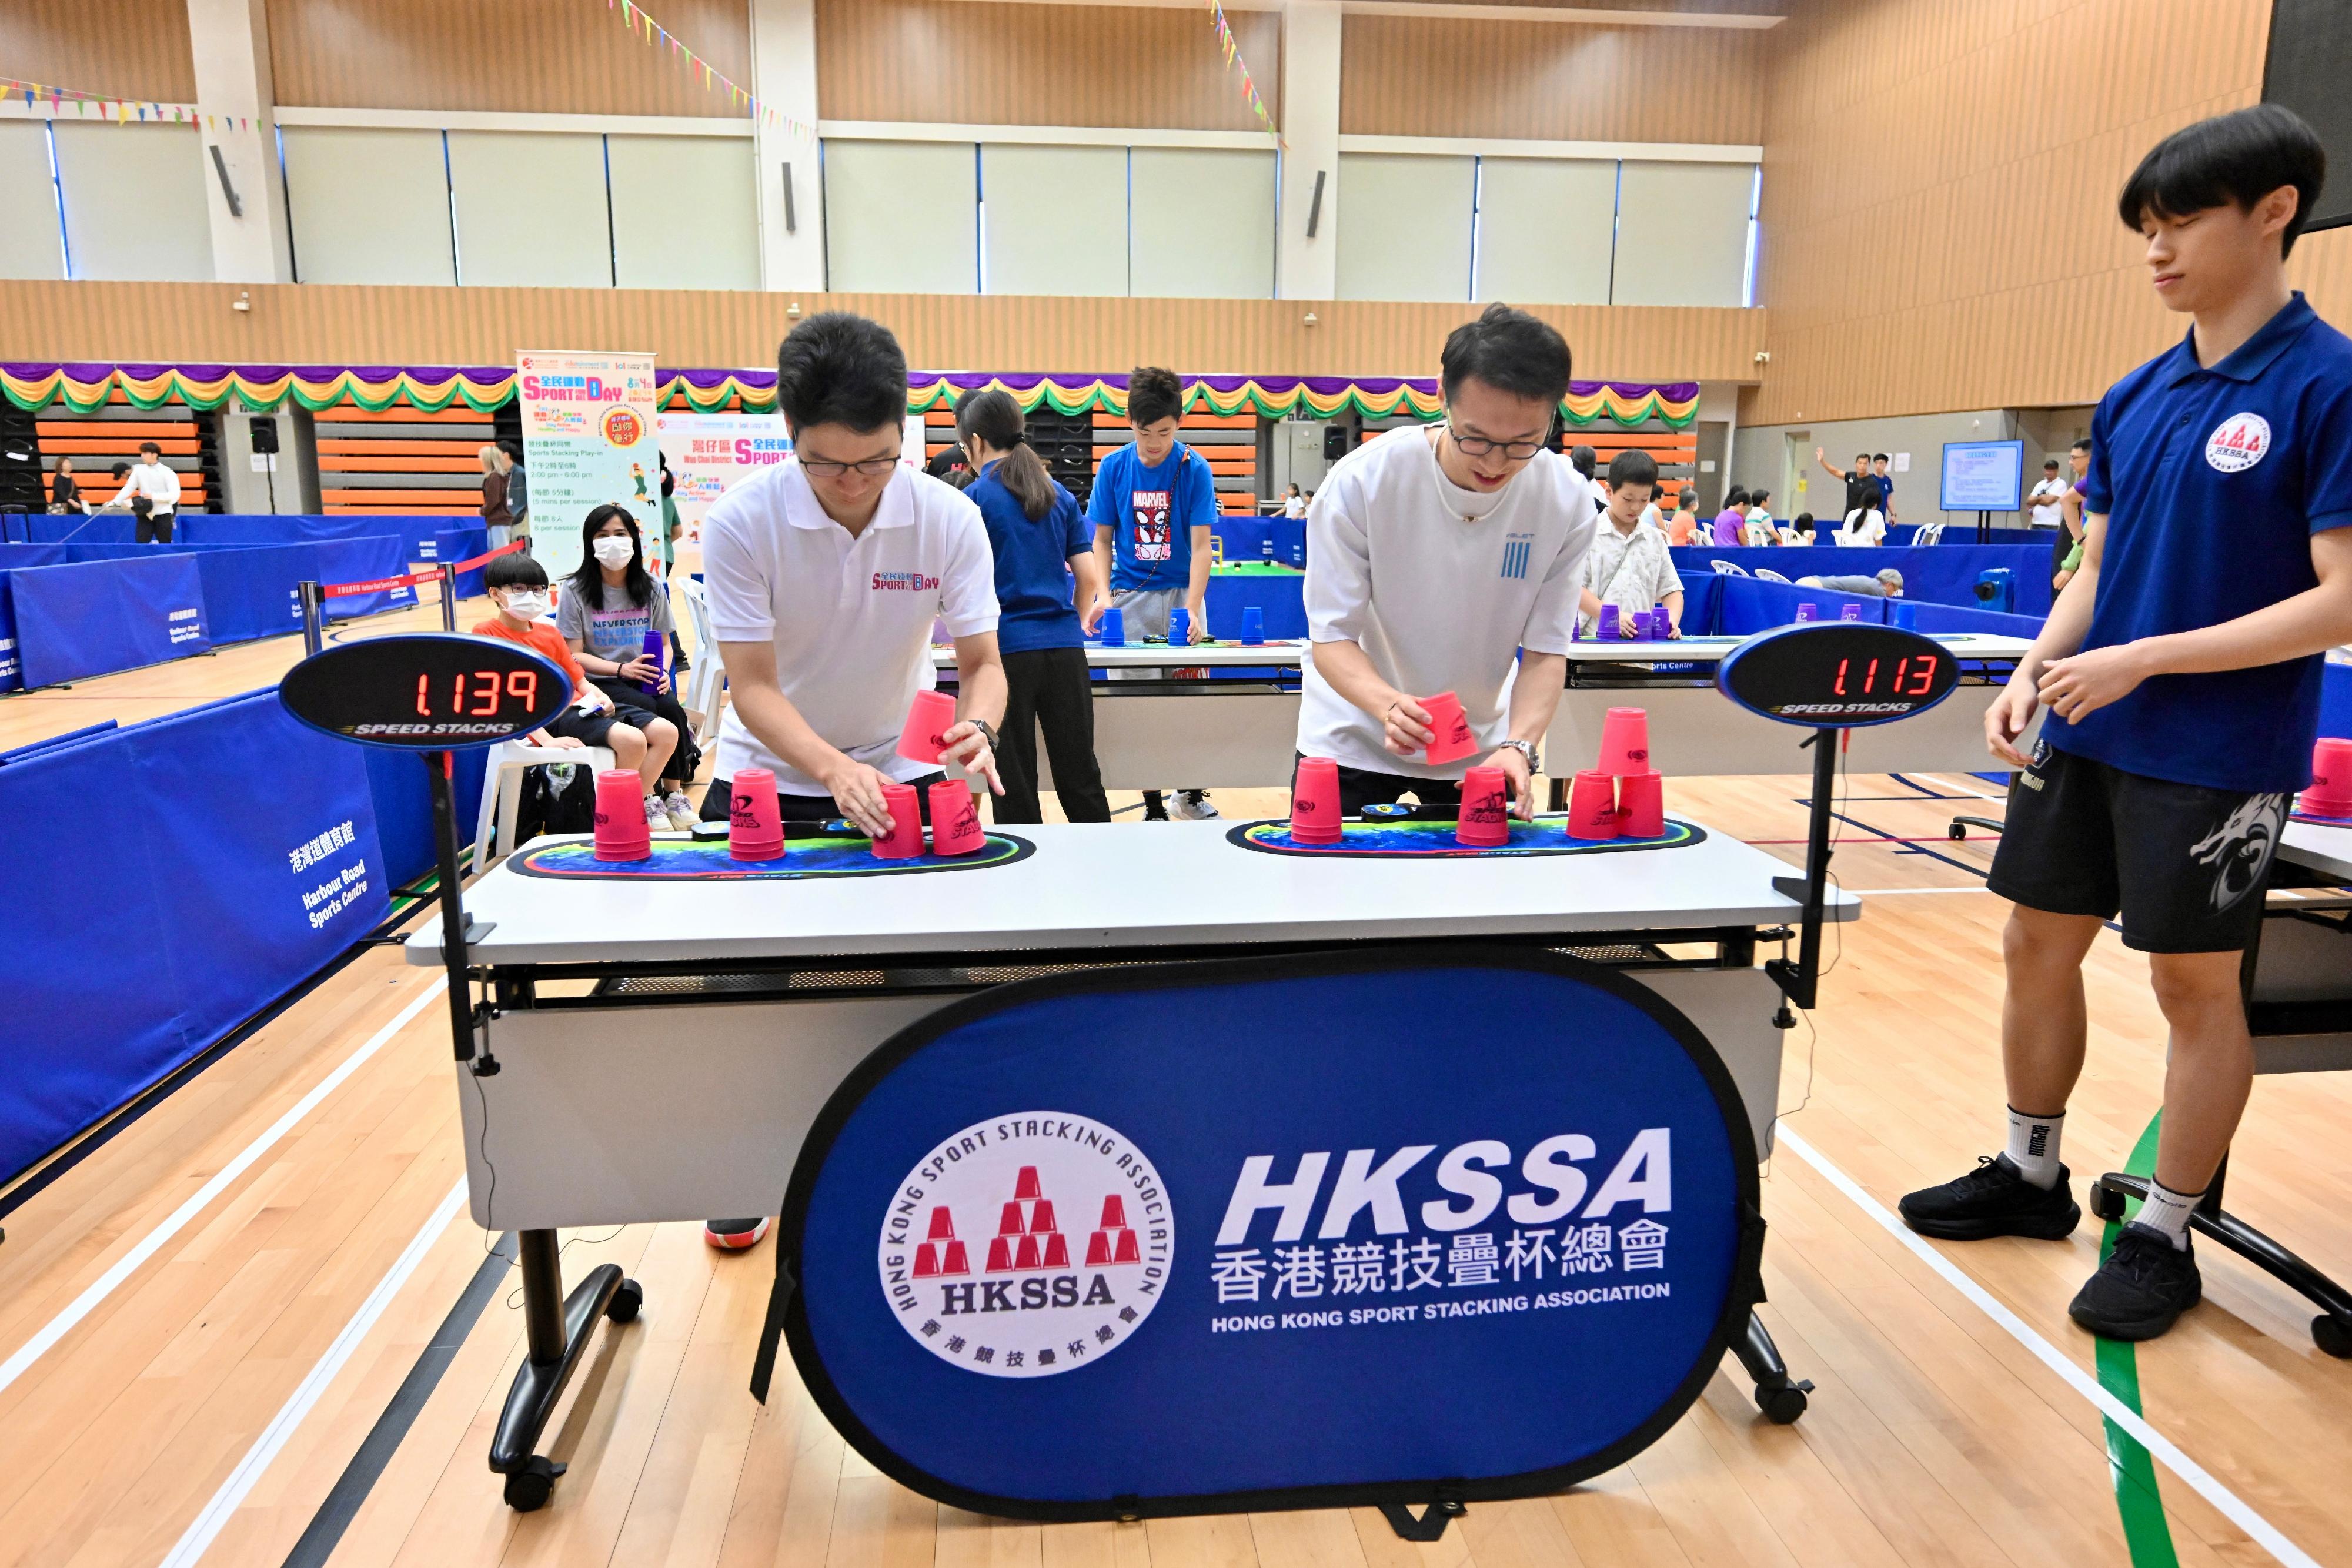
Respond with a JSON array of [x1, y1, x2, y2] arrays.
[[1456, 765, 1511, 847], [1421, 691, 1478, 765], [1566, 770, 1620, 840], [729, 768, 783, 861], [1291, 757, 1343, 843], [1598, 706, 1651, 776], [871, 782, 926, 858], [2307, 737, 2352, 813], [897, 688, 958, 764], [1616, 771, 1665, 838], [929, 781, 985, 855], [592, 768, 651, 861]]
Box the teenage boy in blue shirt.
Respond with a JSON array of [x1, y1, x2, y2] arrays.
[[1900, 106, 2352, 1340], [1088, 365, 1221, 821]]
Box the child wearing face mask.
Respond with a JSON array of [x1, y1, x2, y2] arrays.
[[475, 550, 680, 835], [557, 503, 701, 827]]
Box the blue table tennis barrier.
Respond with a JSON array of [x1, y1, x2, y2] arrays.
[[1211, 516, 1308, 568], [0, 690, 392, 1184], [1670, 543, 2057, 617], [11, 511, 460, 564]]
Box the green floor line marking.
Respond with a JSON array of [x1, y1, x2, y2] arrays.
[[2097, 1111, 2179, 1568]]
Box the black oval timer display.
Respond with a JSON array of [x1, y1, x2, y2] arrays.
[[278, 633, 573, 748], [1715, 622, 1963, 728]]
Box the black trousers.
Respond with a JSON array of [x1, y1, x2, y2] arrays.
[[998, 647, 1111, 824], [135, 511, 174, 544], [589, 674, 702, 784], [698, 770, 949, 827], [1292, 754, 1464, 818]]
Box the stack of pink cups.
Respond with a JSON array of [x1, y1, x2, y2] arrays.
[[592, 770, 651, 862]]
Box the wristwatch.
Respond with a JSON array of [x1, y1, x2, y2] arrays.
[[1494, 738, 1539, 773], [968, 718, 999, 751]]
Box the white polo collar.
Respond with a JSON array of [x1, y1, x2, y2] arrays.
[[779, 457, 918, 532]]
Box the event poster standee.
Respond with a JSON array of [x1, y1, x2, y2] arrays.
[[517, 351, 664, 579], [656, 411, 792, 543]]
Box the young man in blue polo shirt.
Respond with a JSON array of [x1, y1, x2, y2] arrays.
[[1088, 365, 1221, 821], [1900, 106, 2352, 1340]]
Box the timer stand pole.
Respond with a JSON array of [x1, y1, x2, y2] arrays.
[[1765, 726, 1837, 1011], [427, 748, 636, 1510]]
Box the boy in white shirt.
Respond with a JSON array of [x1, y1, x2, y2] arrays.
[[1580, 450, 1685, 639], [123, 440, 181, 543], [1299, 305, 1594, 819], [1743, 487, 1778, 546]]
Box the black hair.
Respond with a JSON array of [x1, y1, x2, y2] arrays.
[[1649, 484, 1666, 502], [1726, 486, 1750, 506], [1569, 444, 1598, 480], [498, 438, 524, 467], [956, 387, 1060, 521], [569, 503, 656, 611], [485, 551, 549, 591], [1792, 512, 1815, 533], [1607, 449, 1658, 490], [2118, 103, 2326, 258], [2043, 457, 2061, 469], [1871, 453, 1889, 463], [1750, 487, 1771, 507], [776, 311, 908, 432], [2072, 437, 2092, 453], [138, 440, 161, 457], [111, 460, 130, 479], [1127, 366, 1185, 428], [1854, 452, 1871, 464], [1439, 303, 1572, 406]]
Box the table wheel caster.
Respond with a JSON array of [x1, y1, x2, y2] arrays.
[[502, 1454, 564, 1512], [1755, 1380, 1810, 1425], [2088, 1180, 2127, 1223], [2315, 1313, 2352, 1360], [607, 1279, 643, 1324], [1947, 824, 1966, 840]]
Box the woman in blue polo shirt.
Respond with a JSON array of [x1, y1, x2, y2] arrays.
[[1899, 105, 2352, 1342], [956, 389, 1112, 824]]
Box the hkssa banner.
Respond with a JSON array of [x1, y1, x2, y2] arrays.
[[767, 948, 1761, 1521], [655, 412, 791, 543], [517, 350, 663, 579]]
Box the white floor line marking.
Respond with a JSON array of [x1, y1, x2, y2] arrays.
[[0, 979, 448, 1399], [160, 1178, 468, 1568], [1775, 1126, 2320, 1568]]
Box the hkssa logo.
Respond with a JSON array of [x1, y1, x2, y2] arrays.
[[878, 1112, 1171, 1378], [2205, 412, 2270, 473]]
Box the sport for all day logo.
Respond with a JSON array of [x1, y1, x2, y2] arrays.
[[602, 406, 646, 449], [2206, 412, 2270, 473], [878, 1112, 1171, 1379]]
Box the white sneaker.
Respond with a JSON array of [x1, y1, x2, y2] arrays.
[[644, 794, 673, 832], [662, 790, 697, 831], [1170, 791, 1221, 821]]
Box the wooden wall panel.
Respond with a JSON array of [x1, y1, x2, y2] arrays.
[[815, 0, 1280, 132], [265, 0, 752, 115], [1742, 0, 2350, 425], [1340, 15, 1765, 144], [0, 0, 197, 103], [0, 281, 1763, 385]]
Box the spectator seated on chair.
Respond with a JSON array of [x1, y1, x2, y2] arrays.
[[473, 550, 677, 837], [1780, 511, 1816, 546], [1796, 567, 1905, 597], [559, 503, 701, 830]]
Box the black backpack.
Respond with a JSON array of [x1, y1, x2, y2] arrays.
[[514, 760, 596, 843]]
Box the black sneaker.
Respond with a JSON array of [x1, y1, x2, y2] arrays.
[[2069, 1223, 2201, 1340], [1897, 1155, 2081, 1240]]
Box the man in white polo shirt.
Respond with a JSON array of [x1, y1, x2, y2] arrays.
[[1299, 304, 1594, 818], [695, 312, 1008, 1249]]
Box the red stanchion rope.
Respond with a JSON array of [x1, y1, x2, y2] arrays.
[[318, 539, 526, 599]]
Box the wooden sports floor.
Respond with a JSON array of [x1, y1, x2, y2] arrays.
[[4, 594, 2350, 1568]]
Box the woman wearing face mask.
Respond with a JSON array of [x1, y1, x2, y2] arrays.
[[473, 551, 679, 835], [557, 504, 701, 828]]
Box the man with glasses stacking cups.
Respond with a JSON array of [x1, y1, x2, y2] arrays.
[[1294, 305, 1597, 821]]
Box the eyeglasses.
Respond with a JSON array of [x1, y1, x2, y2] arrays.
[[799, 453, 901, 477], [1444, 421, 1545, 461]]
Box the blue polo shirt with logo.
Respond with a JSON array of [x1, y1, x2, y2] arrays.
[[2049, 293, 2352, 793]]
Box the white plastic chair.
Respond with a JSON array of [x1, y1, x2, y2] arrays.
[[473, 738, 617, 867], [677, 577, 729, 746], [1710, 560, 1752, 577], [1912, 520, 1947, 545], [1756, 569, 1791, 584]]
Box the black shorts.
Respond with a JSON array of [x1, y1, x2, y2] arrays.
[[544, 703, 632, 750], [1292, 754, 1462, 818], [1987, 741, 2290, 953], [699, 772, 950, 827]]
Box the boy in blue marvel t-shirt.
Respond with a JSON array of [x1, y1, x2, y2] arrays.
[[1900, 106, 2352, 1340], [1087, 365, 1222, 820]]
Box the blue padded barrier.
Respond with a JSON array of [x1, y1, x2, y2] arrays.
[[0, 690, 388, 1182], [1671, 544, 2056, 616], [1714, 575, 1890, 634], [362, 744, 489, 889], [185, 513, 456, 563], [0, 575, 18, 691], [9, 554, 211, 687], [435, 526, 493, 599], [1205, 570, 1307, 641], [2324, 660, 2352, 741], [1210, 516, 1308, 568]]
